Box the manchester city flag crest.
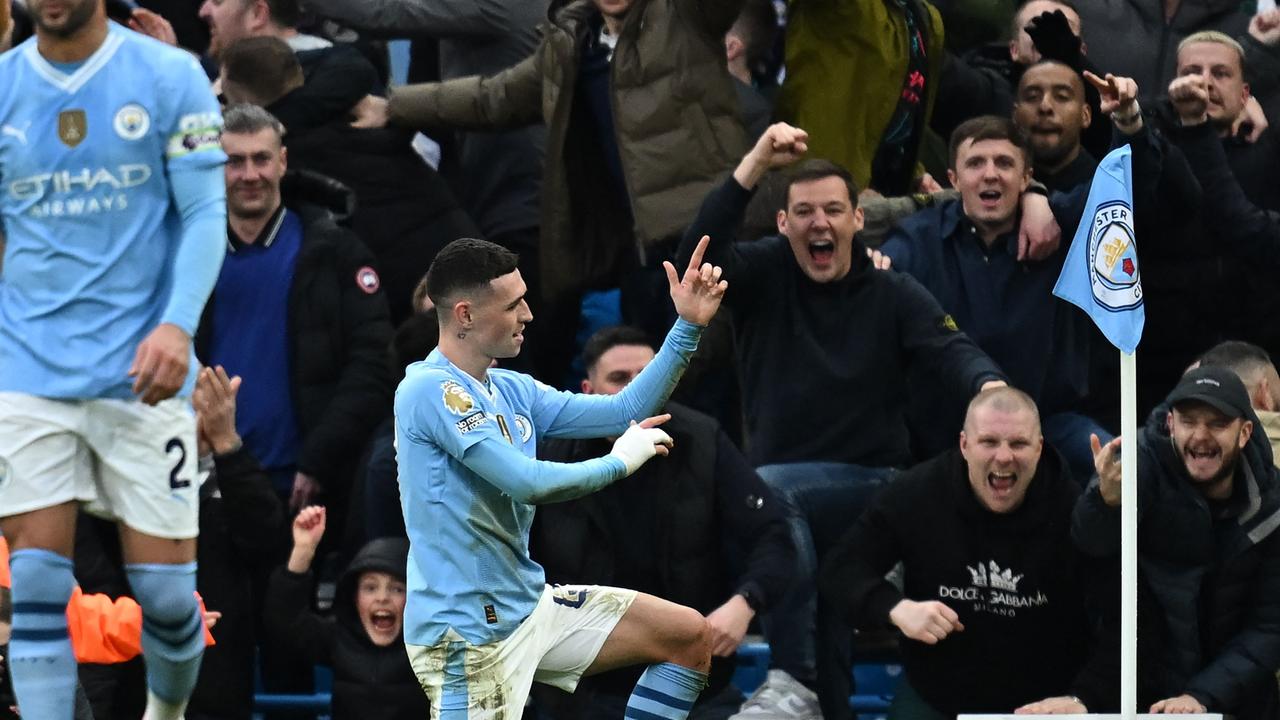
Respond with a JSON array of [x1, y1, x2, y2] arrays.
[[1053, 144, 1144, 354]]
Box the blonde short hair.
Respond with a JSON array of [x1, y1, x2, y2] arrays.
[[1178, 31, 1246, 69]]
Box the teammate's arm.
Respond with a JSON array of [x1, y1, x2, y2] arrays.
[[130, 59, 228, 404], [130, 164, 227, 404]]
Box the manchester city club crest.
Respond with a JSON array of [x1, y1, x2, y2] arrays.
[[1086, 200, 1142, 311], [113, 103, 151, 141], [513, 414, 533, 443]]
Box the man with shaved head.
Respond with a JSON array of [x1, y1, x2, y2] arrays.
[[823, 386, 1114, 718]]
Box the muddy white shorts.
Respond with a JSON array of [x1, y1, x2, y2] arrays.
[[406, 584, 637, 719], [0, 392, 199, 539]]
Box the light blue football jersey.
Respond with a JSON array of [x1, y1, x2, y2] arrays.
[[395, 320, 702, 647], [0, 23, 225, 399], [395, 350, 573, 646]]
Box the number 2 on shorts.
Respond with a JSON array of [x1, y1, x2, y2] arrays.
[[166, 437, 189, 490]]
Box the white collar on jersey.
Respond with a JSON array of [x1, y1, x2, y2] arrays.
[[24, 23, 125, 94]]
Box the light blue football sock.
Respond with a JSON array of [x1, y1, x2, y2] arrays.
[[125, 562, 204, 707], [8, 548, 77, 720], [624, 662, 708, 719]]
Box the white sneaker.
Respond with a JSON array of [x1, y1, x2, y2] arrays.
[[731, 669, 824, 719]]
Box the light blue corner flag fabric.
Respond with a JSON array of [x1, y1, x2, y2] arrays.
[[1052, 144, 1145, 355]]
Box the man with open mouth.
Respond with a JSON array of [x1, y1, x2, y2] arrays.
[[822, 386, 1114, 718], [881, 71, 1173, 484], [1076, 366, 1280, 716], [678, 121, 1008, 719]]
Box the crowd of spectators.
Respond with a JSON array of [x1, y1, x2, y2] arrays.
[[2, 0, 1280, 717]]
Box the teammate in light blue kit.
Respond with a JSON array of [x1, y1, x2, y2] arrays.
[[0, 0, 227, 715], [396, 237, 728, 719]]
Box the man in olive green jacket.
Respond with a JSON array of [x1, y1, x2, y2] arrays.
[[361, 0, 748, 307]]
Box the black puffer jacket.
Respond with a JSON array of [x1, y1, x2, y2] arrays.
[[265, 538, 428, 720], [1073, 404, 1280, 718], [269, 89, 481, 326], [195, 170, 394, 497]]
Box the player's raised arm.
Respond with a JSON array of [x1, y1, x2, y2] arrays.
[[538, 237, 727, 439], [677, 123, 809, 291]]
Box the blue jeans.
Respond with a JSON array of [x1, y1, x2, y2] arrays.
[[754, 462, 895, 718], [1042, 412, 1114, 486]]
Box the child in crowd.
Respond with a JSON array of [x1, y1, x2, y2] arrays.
[[265, 507, 428, 720]]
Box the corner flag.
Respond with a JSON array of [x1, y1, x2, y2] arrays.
[[1052, 144, 1144, 354]]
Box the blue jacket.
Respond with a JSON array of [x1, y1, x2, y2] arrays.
[[882, 199, 1089, 415]]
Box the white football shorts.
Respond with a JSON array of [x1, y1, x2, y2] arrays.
[[406, 584, 638, 719], [0, 392, 199, 539]]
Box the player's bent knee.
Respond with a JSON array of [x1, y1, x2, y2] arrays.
[[665, 607, 712, 671]]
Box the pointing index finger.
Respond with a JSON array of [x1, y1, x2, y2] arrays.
[[687, 235, 711, 276], [1082, 70, 1111, 93]]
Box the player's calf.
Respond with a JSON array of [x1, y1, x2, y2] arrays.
[[7, 548, 77, 719], [625, 602, 712, 720], [127, 562, 204, 720]]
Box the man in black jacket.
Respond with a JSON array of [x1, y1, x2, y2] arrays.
[[530, 326, 794, 720], [677, 122, 1006, 719], [822, 386, 1114, 718], [1165, 32, 1280, 212], [933, 1, 1114, 161], [219, 36, 481, 325], [1077, 367, 1280, 717], [1164, 70, 1280, 410], [195, 104, 393, 515]]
